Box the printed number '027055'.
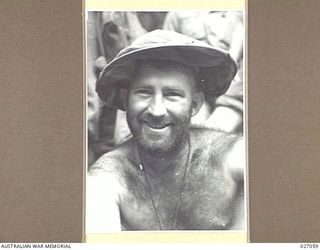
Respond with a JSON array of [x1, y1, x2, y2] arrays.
[[300, 244, 319, 248]]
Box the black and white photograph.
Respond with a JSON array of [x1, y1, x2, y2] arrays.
[[86, 10, 246, 232], [3, 0, 320, 244]]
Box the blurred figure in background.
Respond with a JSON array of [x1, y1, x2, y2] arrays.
[[87, 12, 167, 167], [164, 11, 244, 133]]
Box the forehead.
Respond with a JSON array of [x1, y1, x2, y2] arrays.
[[131, 59, 198, 89]]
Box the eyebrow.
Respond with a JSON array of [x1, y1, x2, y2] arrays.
[[131, 85, 186, 94], [162, 87, 186, 95]]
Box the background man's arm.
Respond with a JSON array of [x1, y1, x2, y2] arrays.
[[86, 173, 122, 233], [226, 136, 245, 182], [225, 136, 245, 230]]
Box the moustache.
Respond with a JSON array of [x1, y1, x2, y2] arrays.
[[139, 114, 173, 129]]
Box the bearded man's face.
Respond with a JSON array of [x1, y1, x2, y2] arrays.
[[126, 60, 199, 155]]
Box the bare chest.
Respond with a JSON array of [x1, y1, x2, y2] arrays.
[[119, 153, 239, 230]]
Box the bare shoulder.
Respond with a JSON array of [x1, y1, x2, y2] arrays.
[[87, 139, 139, 199], [87, 141, 135, 206], [89, 141, 135, 177], [190, 127, 245, 181], [190, 126, 241, 151], [86, 142, 135, 233]]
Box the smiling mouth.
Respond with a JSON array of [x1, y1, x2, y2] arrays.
[[143, 122, 170, 130]]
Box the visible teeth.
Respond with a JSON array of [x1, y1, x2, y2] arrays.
[[151, 127, 166, 130], [146, 124, 168, 129], [152, 126, 166, 129]]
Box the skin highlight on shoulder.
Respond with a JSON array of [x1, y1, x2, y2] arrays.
[[88, 139, 145, 196], [89, 139, 135, 175], [190, 126, 240, 158]]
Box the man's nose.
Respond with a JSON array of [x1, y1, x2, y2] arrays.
[[147, 95, 167, 117]]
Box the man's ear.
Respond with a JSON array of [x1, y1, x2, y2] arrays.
[[191, 92, 204, 117]]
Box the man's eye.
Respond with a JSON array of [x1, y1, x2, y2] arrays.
[[164, 91, 183, 98], [135, 89, 151, 96]]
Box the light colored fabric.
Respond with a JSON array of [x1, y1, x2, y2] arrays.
[[164, 11, 244, 133]]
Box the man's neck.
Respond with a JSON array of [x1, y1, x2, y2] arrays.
[[136, 138, 190, 177]]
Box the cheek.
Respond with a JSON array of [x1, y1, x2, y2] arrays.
[[167, 96, 193, 110], [127, 95, 149, 113], [127, 100, 155, 127], [168, 102, 191, 113], [166, 100, 193, 119]]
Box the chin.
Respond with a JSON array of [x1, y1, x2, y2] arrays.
[[128, 119, 190, 156], [138, 138, 176, 156]]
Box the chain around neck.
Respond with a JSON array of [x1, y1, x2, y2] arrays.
[[137, 140, 191, 230]]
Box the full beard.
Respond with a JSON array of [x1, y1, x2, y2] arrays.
[[127, 113, 191, 157]]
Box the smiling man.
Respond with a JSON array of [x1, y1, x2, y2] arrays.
[[86, 30, 245, 231], [127, 59, 202, 157]]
